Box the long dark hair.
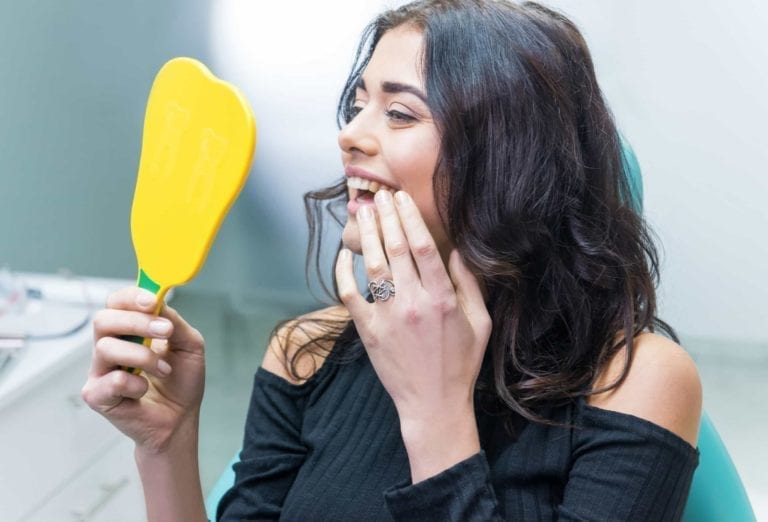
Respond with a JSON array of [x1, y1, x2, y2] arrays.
[[279, 0, 678, 426]]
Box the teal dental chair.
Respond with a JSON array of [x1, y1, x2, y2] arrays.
[[622, 141, 755, 521], [204, 142, 756, 521]]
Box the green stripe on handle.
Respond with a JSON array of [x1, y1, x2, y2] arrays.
[[120, 268, 161, 374]]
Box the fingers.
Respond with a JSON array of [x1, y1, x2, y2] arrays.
[[105, 286, 160, 313], [158, 304, 204, 355], [373, 190, 418, 287], [356, 204, 393, 285], [98, 288, 204, 354], [93, 307, 173, 342], [92, 335, 173, 378], [81, 370, 149, 413], [93, 287, 204, 379], [97, 286, 168, 339], [335, 248, 368, 319], [448, 249, 491, 331], [447, 250, 483, 307], [353, 190, 453, 300], [392, 191, 454, 297]]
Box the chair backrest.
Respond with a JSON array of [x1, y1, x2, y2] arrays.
[[621, 136, 644, 213], [683, 413, 756, 521], [620, 138, 755, 521], [205, 454, 238, 519], [204, 141, 757, 521]]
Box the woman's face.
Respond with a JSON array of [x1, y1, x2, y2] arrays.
[[339, 26, 453, 264]]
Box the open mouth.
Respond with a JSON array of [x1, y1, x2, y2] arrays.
[[347, 175, 393, 201]]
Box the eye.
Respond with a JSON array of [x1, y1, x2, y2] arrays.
[[385, 109, 415, 123]]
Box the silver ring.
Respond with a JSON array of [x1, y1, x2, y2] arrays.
[[369, 279, 396, 302]]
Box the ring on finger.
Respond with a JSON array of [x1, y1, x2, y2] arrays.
[[369, 279, 396, 302]]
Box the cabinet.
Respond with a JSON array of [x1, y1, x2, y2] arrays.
[[28, 436, 144, 522], [0, 274, 145, 522]]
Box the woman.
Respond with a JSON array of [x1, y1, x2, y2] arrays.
[[82, 1, 702, 520]]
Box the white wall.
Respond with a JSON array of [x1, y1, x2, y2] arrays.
[[208, 1, 399, 299], [549, 0, 768, 343], [209, 1, 767, 343], [0, 1, 318, 299]]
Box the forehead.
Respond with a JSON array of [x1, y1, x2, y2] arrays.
[[363, 25, 425, 87]]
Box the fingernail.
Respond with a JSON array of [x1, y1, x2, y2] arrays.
[[157, 359, 172, 376], [395, 191, 409, 205], [149, 319, 171, 336], [375, 190, 392, 205], [136, 291, 155, 307], [339, 248, 351, 260], [358, 205, 373, 221]]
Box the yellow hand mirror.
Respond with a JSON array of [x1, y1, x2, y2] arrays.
[[123, 57, 256, 371]]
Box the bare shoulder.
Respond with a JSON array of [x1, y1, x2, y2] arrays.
[[261, 305, 350, 384], [588, 332, 703, 447]]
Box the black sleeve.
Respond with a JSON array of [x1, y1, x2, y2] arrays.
[[558, 405, 699, 521], [383, 451, 503, 521], [216, 367, 316, 521], [381, 405, 698, 521]]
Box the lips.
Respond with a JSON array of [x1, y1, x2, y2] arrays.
[[345, 179, 396, 217], [344, 166, 397, 217]]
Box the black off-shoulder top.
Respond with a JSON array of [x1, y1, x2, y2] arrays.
[[217, 330, 699, 521]]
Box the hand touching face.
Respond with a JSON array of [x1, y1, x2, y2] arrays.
[[338, 26, 453, 263], [335, 188, 491, 481]]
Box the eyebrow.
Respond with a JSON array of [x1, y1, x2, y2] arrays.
[[356, 78, 428, 104]]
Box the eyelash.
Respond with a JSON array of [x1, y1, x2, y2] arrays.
[[384, 109, 415, 123], [348, 105, 415, 123]]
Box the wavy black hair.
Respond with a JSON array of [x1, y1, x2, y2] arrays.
[[279, 0, 677, 426]]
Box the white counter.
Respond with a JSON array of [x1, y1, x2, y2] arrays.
[[0, 272, 148, 522]]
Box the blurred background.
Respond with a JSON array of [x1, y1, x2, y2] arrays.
[[0, 0, 765, 520]]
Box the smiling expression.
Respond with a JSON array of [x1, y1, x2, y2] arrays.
[[338, 25, 453, 263]]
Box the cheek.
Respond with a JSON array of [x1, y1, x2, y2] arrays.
[[413, 193, 442, 230], [411, 189, 452, 254], [387, 125, 439, 175], [389, 139, 440, 212], [389, 135, 448, 251]]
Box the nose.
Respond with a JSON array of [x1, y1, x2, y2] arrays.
[[338, 108, 378, 157]]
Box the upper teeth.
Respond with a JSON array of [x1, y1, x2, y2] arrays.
[[347, 176, 384, 193]]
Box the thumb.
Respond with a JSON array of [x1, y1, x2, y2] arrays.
[[448, 249, 487, 317], [158, 304, 205, 355]]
